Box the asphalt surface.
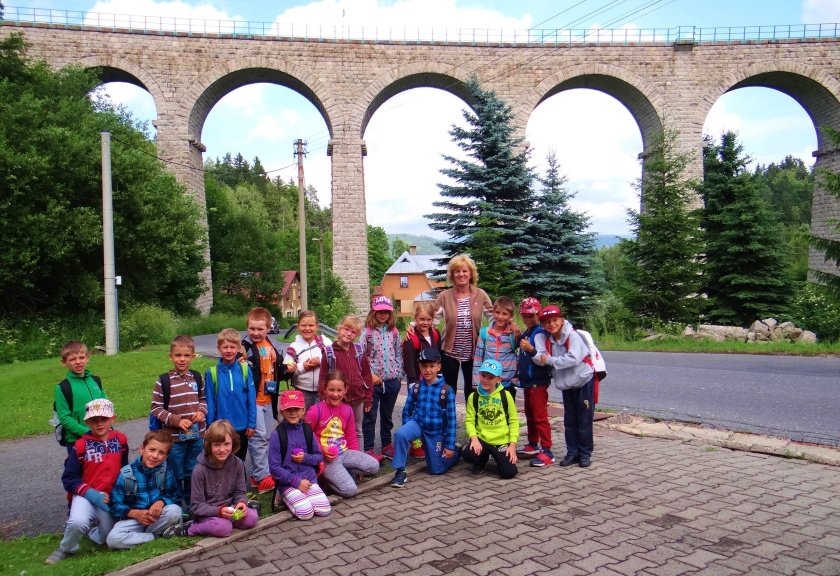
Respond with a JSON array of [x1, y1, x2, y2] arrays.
[[582, 351, 840, 447]]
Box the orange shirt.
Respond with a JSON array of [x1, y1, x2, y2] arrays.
[[250, 340, 276, 406]]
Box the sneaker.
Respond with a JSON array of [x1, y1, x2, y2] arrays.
[[471, 462, 486, 475], [530, 450, 555, 467], [390, 469, 407, 488], [162, 521, 193, 539], [366, 449, 384, 463], [409, 441, 425, 458], [518, 443, 540, 456], [381, 444, 395, 459], [45, 550, 71, 564], [251, 476, 275, 494]]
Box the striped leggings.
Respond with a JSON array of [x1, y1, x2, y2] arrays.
[[280, 484, 331, 520]]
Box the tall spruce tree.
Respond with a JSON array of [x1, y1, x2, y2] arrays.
[[426, 76, 534, 298], [518, 150, 600, 319], [810, 127, 840, 296], [621, 126, 702, 324], [699, 131, 792, 324]]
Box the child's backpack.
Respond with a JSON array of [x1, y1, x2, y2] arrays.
[[120, 461, 168, 501], [285, 334, 327, 363], [551, 329, 607, 403], [471, 389, 511, 427], [323, 343, 364, 372], [406, 327, 441, 352], [271, 422, 322, 512], [478, 327, 519, 356], [148, 370, 204, 431], [50, 376, 103, 447], [206, 363, 251, 396], [410, 381, 451, 409]]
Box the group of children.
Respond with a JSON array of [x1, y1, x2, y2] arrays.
[[48, 296, 597, 562]]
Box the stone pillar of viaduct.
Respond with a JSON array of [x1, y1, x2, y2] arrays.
[[4, 22, 840, 313]]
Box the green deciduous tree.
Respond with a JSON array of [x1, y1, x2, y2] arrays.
[[699, 131, 793, 324], [367, 224, 391, 290], [621, 126, 702, 324], [391, 237, 410, 260], [426, 76, 535, 298], [0, 33, 206, 315], [518, 150, 600, 319]]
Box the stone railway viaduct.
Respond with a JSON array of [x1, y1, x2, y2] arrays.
[[4, 20, 840, 312]]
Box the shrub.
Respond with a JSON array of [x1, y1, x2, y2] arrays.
[[119, 305, 177, 351], [176, 313, 245, 337], [787, 282, 840, 342]]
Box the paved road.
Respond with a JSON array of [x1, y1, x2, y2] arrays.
[[550, 351, 840, 447], [125, 427, 840, 576]]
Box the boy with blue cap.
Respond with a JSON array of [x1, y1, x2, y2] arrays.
[[461, 359, 519, 478], [390, 348, 458, 488]]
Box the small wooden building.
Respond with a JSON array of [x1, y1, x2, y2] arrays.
[[379, 247, 446, 316]]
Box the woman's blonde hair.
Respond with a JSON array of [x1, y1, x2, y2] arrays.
[[446, 254, 478, 287], [203, 420, 240, 459]]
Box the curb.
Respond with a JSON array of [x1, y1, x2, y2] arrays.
[[106, 461, 428, 576], [597, 415, 840, 466]]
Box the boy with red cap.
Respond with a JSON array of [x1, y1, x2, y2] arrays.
[[516, 298, 554, 467], [537, 305, 596, 468]]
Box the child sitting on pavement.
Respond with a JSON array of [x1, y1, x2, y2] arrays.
[[390, 348, 459, 488], [46, 399, 128, 565], [164, 420, 259, 538], [106, 430, 182, 549], [305, 369, 380, 498], [269, 390, 330, 520], [462, 360, 519, 479]]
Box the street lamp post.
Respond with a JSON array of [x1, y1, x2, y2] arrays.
[[312, 237, 325, 291]]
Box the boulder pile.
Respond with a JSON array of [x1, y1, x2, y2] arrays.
[[682, 318, 817, 344]]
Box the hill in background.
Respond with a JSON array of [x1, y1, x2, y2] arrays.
[[386, 233, 625, 255]]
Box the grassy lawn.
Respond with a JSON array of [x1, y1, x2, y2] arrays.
[[0, 346, 217, 441], [599, 336, 840, 356], [0, 533, 201, 576]]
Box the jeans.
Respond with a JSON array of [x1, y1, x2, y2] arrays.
[[362, 378, 401, 451], [168, 437, 203, 508], [247, 404, 275, 481], [441, 352, 474, 401], [392, 420, 459, 474], [561, 376, 595, 459], [59, 495, 117, 553], [106, 504, 182, 549]]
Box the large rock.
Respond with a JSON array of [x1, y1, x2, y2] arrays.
[[761, 318, 779, 331], [750, 320, 771, 337], [778, 321, 796, 336], [800, 331, 818, 344]]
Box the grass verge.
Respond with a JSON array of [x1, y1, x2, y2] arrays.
[[599, 337, 840, 356], [0, 347, 216, 441]]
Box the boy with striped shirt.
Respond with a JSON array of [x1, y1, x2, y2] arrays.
[[472, 296, 521, 400]]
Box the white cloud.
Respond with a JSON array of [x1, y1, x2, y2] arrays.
[[89, 0, 240, 19], [215, 84, 267, 114], [802, 0, 840, 23]]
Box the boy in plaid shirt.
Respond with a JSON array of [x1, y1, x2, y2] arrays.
[[106, 430, 182, 549], [390, 348, 458, 488]]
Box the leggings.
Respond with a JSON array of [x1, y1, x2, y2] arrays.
[[441, 352, 474, 401], [280, 484, 331, 520]]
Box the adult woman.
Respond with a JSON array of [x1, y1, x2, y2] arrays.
[[422, 255, 494, 400]]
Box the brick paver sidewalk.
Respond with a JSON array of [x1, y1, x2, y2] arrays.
[[137, 427, 840, 576]]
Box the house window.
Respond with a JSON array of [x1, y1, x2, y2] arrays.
[[400, 276, 409, 288]]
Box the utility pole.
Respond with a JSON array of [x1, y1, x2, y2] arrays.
[[294, 139, 308, 311], [101, 131, 118, 355]]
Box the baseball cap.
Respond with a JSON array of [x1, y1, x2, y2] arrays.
[[279, 390, 305, 410], [479, 359, 503, 377], [371, 295, 393, 311], [520, 297, 542, 315], [418, 348, 441, 363], [84, 398, 115, 420], [538, 305, 563, 321]]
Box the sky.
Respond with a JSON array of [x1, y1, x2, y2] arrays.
[[8, 0, 840, 239]]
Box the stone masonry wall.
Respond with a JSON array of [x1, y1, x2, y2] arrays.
[[4, 23, 840, 312]]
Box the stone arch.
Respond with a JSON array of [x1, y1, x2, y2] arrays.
[[355, 63, 475, 138], [184, 58, 337, 142], [523, 63, 666, 151], [699, 61, 840, 150], [76, 56, 166, 120]]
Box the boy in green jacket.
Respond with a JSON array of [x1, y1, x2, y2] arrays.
[[54, 341, 107, 449], [461, 359, 519, 479]]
